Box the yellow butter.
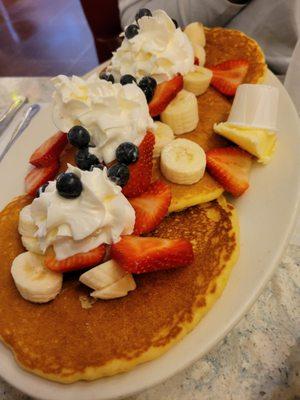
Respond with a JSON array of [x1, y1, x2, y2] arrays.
[[213, 122, 277, 164]]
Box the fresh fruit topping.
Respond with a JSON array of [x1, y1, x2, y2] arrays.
[[90, 163, 105, 171], [161, 89, 199, 135], [99, 72, 114, 83], [67, 125, 90, 148], [45, 245, 106, 273], [29, 131, 67, 167], [25, 162, 59, 197], [130, 180, 171, 235], [56, 172, 83, 199], [208, 60, 249, 96], [183, 66, 212, 96], [120, 74, 137, 85], [172, 18, 178, 28], [125, 24, 139, 39], [206, 146, 252, 197], [135, 8, 152, 22], [111, 236, 194, 274], [107, 163, 130, 187], [153, 121, 174, 158], [91, 274, 136, 299], [194, 57, 200, 65], [184, 22, 206, 47], [75, 148, 99, 170], [79, 259, 126, 290], [193, 44, 206, 67], [139, 76, 157, 91], [116, 142, 139, 165], [37, 182, 49, 197], [148, 74, 183, 117], [122, 131, 155, 198]]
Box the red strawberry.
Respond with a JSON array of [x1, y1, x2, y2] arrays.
[[111, 236, 194, 274], [25, 162, 59, 196], [208, 60, 249, 96], [122, 131, 155, 198], [130, 180, 171, 235], [148, 74, 183, 117], [45, 245, 106, 273], [30, 131, 68, 167], [206, 147, 252, 197]]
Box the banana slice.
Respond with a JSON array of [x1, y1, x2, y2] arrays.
[[91, 274, 136, 300], [193, 44, 206, 67], [21, 236, 43, 255], [79, 259, 126, 290], [184, 66, 213, 96], [184, 22, 206, 47], [18, 205, 36, 236], [153, 121, 174, 158], [161, 90, 199, 135], [11, 252, 63, 303], [160, 138, 206, 185]]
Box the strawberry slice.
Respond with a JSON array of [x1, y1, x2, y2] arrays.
[[148, 74, 183, 117], [25, 162, 59, 196], [130, 180, 171, 235], [30, 131, 68, 167], [45, 245, 106, 273], [111, 236, 194, 274], [208, 60, 249, 96], [206, 146, 252, 197], [122, 131, 155, 198]]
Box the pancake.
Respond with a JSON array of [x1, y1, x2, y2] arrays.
[[0, 195, 238, 382]]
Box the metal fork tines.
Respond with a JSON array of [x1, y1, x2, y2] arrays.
[[0, 95, 28, 136]]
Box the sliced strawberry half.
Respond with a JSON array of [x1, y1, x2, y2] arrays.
[[130, 180, 171, 235], [111, 236, 194, 274], [30, 131, 68, 167], [148, 74, 183, 117], [25, 162, 60, 196], [206, 146, 252, 197], [45, 245, 106, 273], [122, 131, 155, 198], [208, 59, 249, 96]]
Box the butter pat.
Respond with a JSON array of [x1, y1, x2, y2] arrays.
[[214, 122, 277, 164]]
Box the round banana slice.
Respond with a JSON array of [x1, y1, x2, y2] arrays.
[[161, 90, 199, 135], [91, 274, 136, 300], [184, 22, 206, 47], [21, 236, 43, 255], [18, 205, 37, 236], [160, 138, 206, 185], [184, 66, 213, 96], [153, 121, 174, 158], [11, 252, 63, 303]]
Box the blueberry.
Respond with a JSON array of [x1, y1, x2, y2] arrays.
[[56, 173, 83, 199], [99, 73, 114, 83], [75, 148, 99, 170], [116, 142, 139, 165], [125, 24, 139, 40], [36, 182, 49, 197], [120, 74, 137, 85], [139, 84, 154, 102], [67, 125, 90, 149], [107, 163, 130, 187], [135, 8, 152, 23], [172, 18, 178, 28], [139, 76, 157, 91], [90, 163, 105, 171]]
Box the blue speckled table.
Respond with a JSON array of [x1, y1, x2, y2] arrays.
[[0, 78, 299, 400]]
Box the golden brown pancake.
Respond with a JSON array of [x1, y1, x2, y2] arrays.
[[0, 195, 238, 382]]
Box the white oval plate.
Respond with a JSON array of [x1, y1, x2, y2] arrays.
[[0, 71, 299, 400]]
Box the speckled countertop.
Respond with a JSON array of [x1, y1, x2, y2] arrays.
[[0, 78, 299, 400]]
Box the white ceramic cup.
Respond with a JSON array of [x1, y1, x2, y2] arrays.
[[227, 84, 279, 131]]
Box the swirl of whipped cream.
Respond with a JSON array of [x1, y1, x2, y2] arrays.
[[25, 165, 135, 260], [109, 10, 194, 83], [52, 74, 154, 163]]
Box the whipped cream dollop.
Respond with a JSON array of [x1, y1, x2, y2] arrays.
[[22, 165, 135, 260], [52, 74, 154, 163], [109, 9, 194, 83]]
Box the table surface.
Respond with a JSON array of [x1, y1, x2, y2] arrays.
[[0, 77, 299, 400]]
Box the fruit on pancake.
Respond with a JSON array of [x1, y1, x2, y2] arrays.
[[160, 138, 206, 185], [25, 162, 59, 197], [99, 72, 114, 83], [37, 182, 49, 197], [148, 74, 183, 117], [184, 22, 206, 47], [129, 180, 171, 235], [116, 142, 139, 165], [193, 44, 206, 67], [161, 90, 199, 135], [183, 66, 213, 96], [18, 205, 36, 236], [208, 60, 249, 96], [11, 252, 62, 303], [107, 163, 130, 187], [111, 236, 194, 274], [75, 148, 100, 170], [138, 76, 157, 103], [45, 245, 106, 273], [91, 274, 136, 299], [153, 121, 174, 158], [56, 172, 83, 199], [206, 146, 252, 197], [67, 125, 90, 149], [21, 236, 43, 255], [80, 259, 126, 290], [29, 131, 68, 167], [122, 131, 155, 198], [120, 74, 137, 85]]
